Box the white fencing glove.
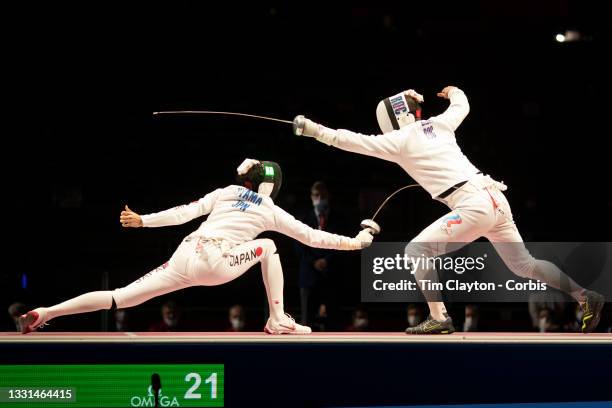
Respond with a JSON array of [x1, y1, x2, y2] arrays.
[[353, 230, 374, 249], [293, 115, 336, 146]]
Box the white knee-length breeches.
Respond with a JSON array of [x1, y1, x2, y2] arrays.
[[112, 237, 277, 308], [406, 174, 536, 280]]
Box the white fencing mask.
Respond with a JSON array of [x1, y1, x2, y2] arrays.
[[375, 90, 423, 133]]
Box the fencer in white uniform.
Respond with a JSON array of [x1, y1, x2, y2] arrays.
[[294, 86, 604, 334], [20, 159, 373, 334]]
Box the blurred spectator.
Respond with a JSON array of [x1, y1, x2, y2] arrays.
[[149, 301, 191, 331], [112, 308, 130, 332], [313, 304, 328, 332], [463, 304, 480, 332], [8, 302, 27, 332], [536, 308, 560, 332], [528, 292, 566, 330], [346, 308, 369, 332], [226, 304, 246, 332], [295, 181, 346, 328], [406, 304, 424, 328]]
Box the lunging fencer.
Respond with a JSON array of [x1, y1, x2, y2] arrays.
[[294, 86, 605, 334], [20, 159, 373, 334]]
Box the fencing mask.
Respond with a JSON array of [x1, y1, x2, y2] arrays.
[[375, 90, 423, 133], [236, 159, 283, 200]]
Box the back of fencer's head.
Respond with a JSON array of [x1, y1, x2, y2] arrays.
[[236, 158, 283, 200]]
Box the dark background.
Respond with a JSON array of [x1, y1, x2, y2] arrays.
[[3, 1, 610, 331]]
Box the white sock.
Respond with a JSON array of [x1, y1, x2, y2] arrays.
[[261, 254, 285, 321], [412, 262, 448, 321], [44, 290, 113, 321], [428, 302, 448, 321]]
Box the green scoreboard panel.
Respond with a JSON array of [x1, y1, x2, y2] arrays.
[[0, 364, 224, 407]]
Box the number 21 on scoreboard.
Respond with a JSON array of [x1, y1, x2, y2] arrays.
[[184, 372, 217, 399]]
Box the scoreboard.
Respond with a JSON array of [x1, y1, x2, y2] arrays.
[[0, 364, 224, 407]]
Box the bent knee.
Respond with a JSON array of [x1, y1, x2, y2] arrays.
[[110, 288, 129, 309], [257, 238, 277, 257]]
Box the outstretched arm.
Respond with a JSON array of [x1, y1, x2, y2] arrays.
[[433, 86, 470, 131], [271, 206, 372, 250], [293, 116, 403, 162], [120, 188, 222, 228]]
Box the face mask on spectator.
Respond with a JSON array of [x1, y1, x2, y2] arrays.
[[354, 318, 368, 329], [463, 316, 478, 331], [538, 317, 549, 332], [312, 198, 329, 213], [231, 317, 245, 330], [407, 315, 419, 326], [164, 317, 179, 328]]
